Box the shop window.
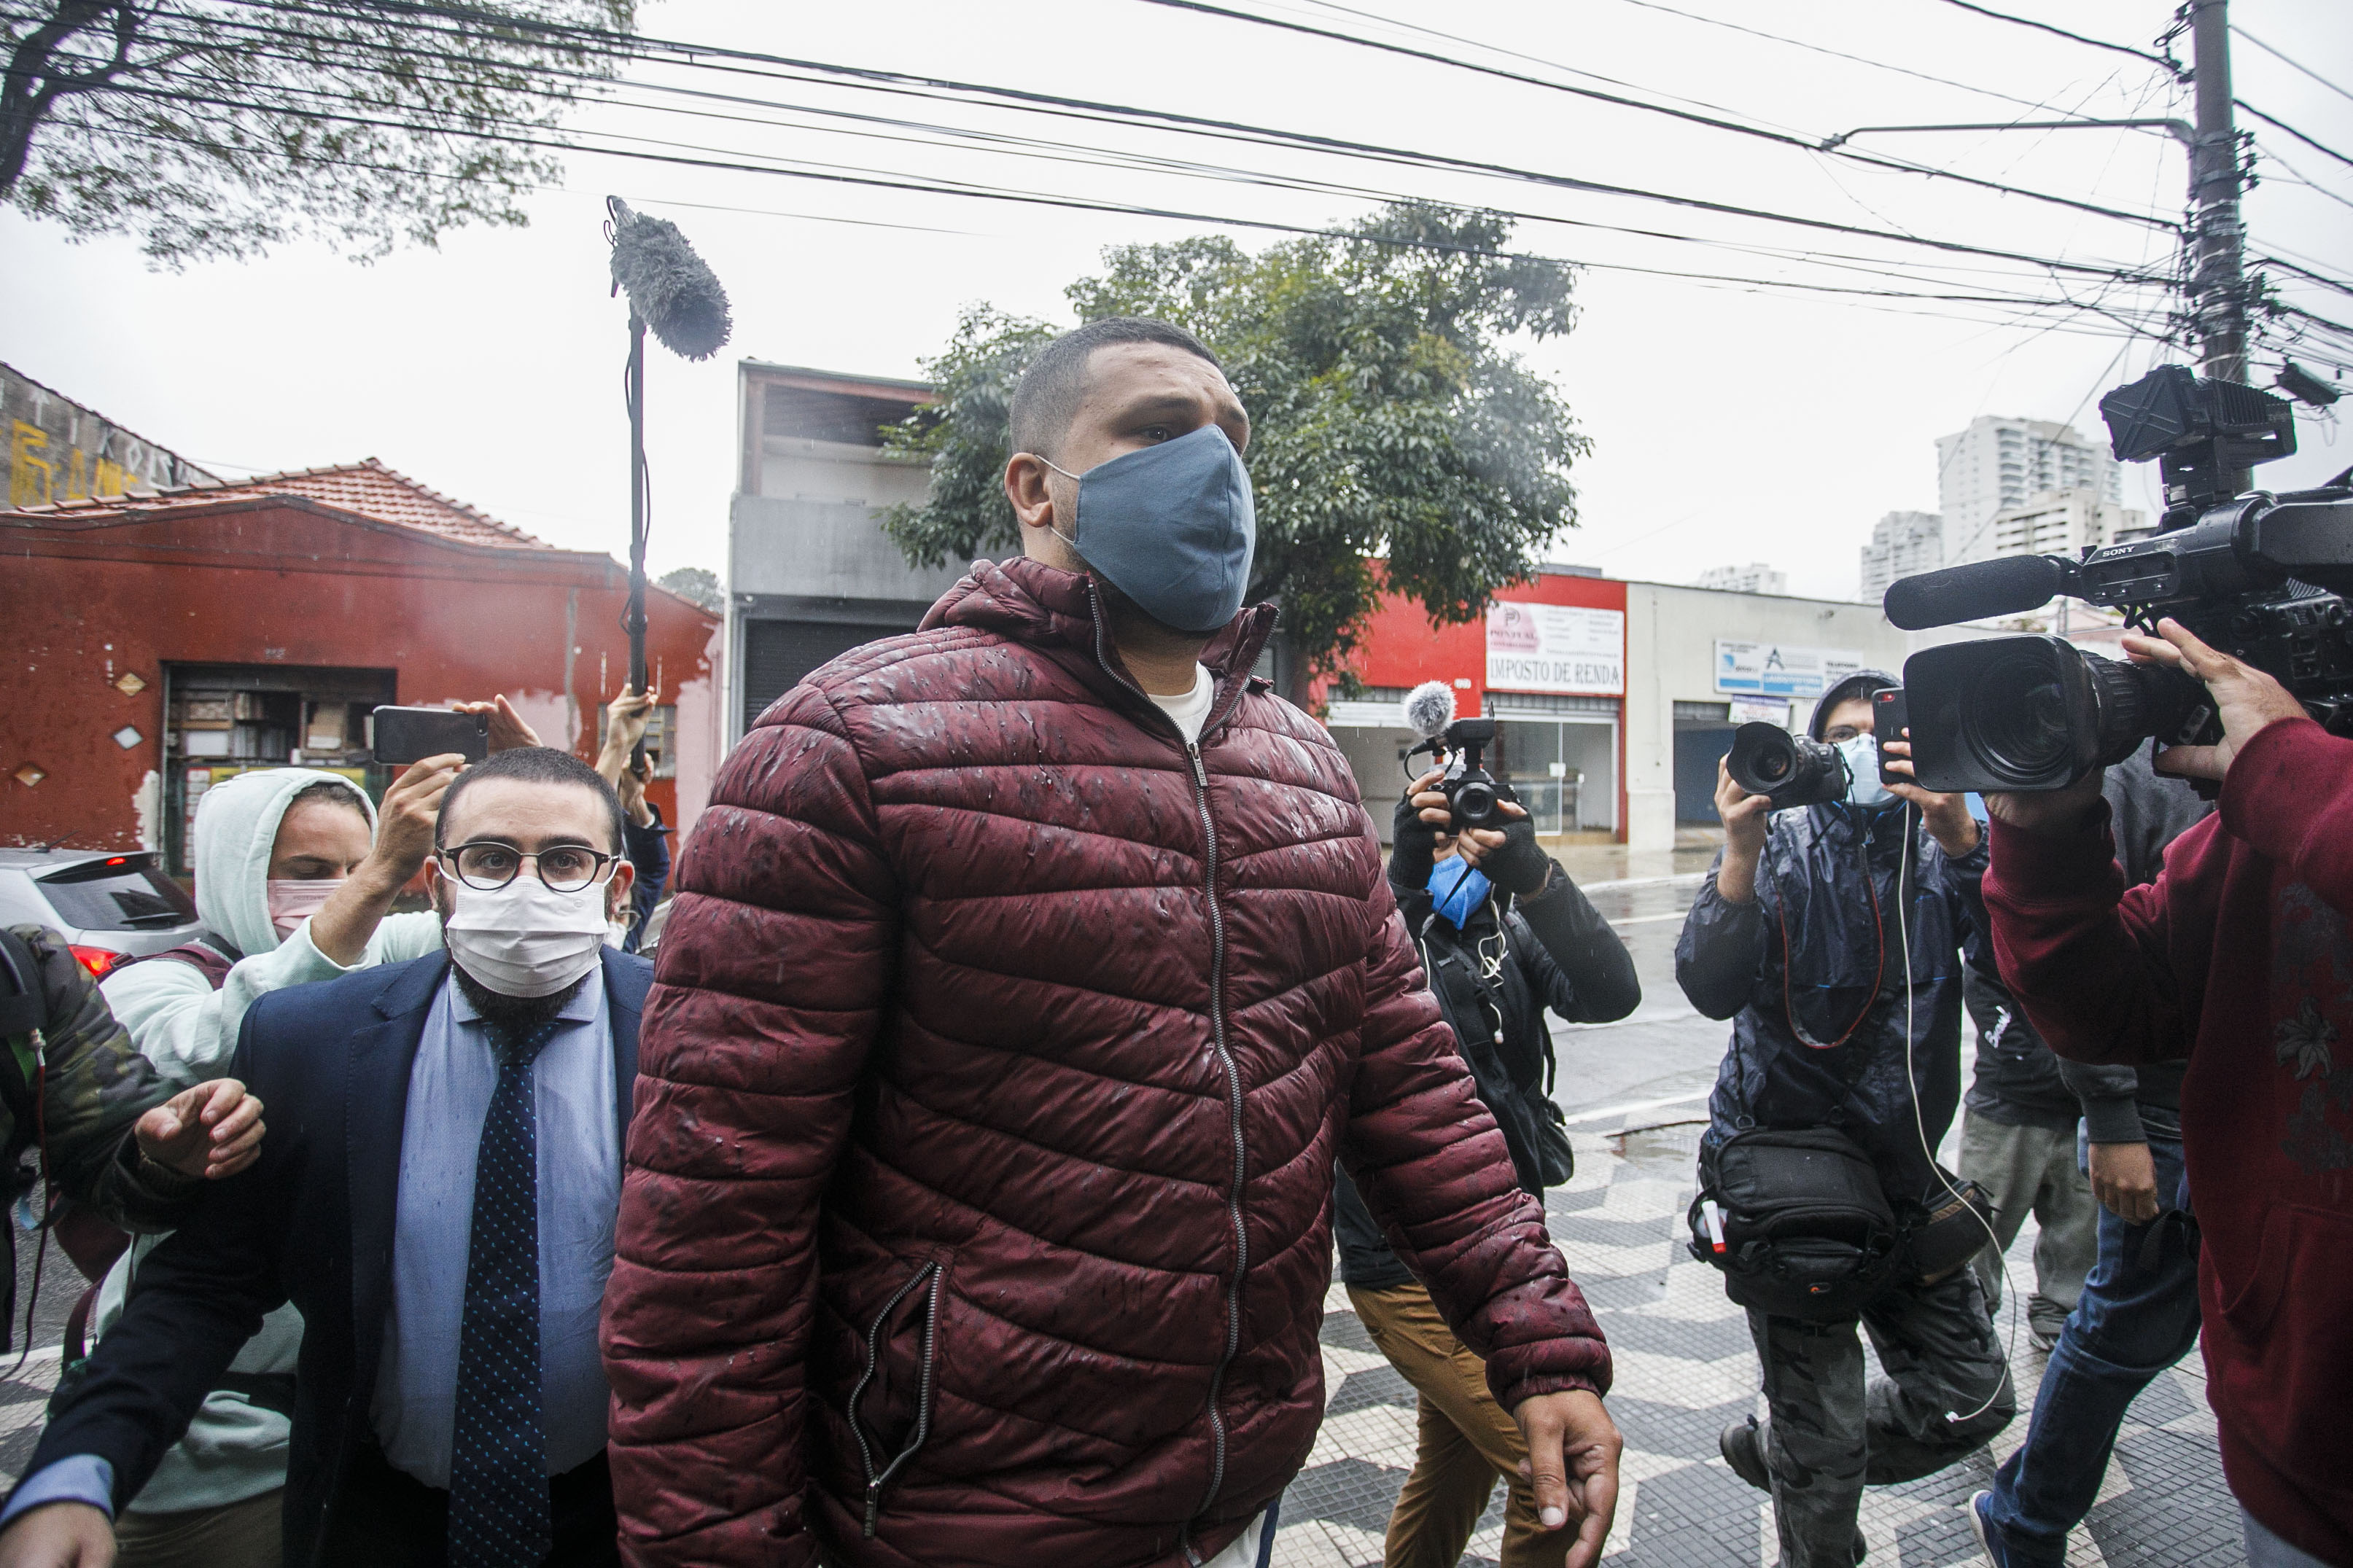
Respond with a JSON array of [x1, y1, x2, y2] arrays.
[[164, 663, 397, 875]]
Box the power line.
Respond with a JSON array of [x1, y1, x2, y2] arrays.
[[2233, 98, 2353, 172], [23, 0, 2206, 351], [1593, 0, 2072, 117], [2253, 142, 2353, 216], [101, 3, 2176, 311], [81, 77, 2181, 342], [1934, 0, 2184, 79], [2231, 25, 2353, 106], [1129, 0, 2178, 231], [128, 0, 2184, 288]]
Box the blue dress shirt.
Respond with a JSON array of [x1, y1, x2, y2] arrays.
[[0, 972, 622, 1529], [370, 972, 621, 1489]]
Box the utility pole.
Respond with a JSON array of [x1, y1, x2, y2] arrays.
[[2187, 0, 2248, 389]]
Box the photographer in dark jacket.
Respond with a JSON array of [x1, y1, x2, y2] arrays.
[[1678, 671, 2014, 1568], [1337, 770, 1638, 1568]]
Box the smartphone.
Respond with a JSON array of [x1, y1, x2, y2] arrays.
[[371, 706, 488, 765], [1872, 688, 1910, 787]]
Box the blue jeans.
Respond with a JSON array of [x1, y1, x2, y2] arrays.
[[1982, 1133, 2201, 1566]]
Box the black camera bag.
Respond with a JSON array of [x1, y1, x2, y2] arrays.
[[1689, 1127, 1905, 1321]]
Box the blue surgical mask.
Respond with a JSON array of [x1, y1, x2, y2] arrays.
[[1428, 859, 1492, 930], [1042, 424, 1256, 634], [1837, 734, 1894, 808]]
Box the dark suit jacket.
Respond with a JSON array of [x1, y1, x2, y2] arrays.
[[12, 948, 650, 1567]]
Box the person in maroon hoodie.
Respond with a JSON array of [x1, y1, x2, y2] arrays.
[[602, 317, 1620, 1568], [1981, 617, 2353, 1568]]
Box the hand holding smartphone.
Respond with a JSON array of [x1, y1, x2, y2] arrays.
[[1872, 689, 1910, 788], [371, 706, 489, 765]]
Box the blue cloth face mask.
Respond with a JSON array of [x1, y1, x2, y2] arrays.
[[1837, 734, 1895, 808], [1428, 859, 1492, 930], [1042, 424, 1257, 634]]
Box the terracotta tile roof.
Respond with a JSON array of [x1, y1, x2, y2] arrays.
[[15, 458, 556, 550]]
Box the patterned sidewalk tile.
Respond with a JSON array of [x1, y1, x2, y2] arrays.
[[1280, 1129, 2241, 1568], [0, 1130, 2238, 1568]]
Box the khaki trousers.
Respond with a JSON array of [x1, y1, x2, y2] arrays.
[[114, 1488, 282, 1568], [1347, 1280, 1564, 1568]]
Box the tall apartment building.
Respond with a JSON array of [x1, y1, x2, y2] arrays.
[[1857, 510, 1942, 604], [1987, 488, 2145, 561], [1695, 561, 1787, 595], [1934, 416, 2118, 566]]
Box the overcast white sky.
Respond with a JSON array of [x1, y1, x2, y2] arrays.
[[5, 0, 2349, 603]]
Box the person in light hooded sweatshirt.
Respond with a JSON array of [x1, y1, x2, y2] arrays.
[[89, 757, 458, 1567], [101, 762, 456, 1087]]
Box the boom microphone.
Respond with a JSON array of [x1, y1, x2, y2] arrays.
[[1883, 554, 2069, 631], [606, 198, 733, 361], [1403, 680, 1457, 739]]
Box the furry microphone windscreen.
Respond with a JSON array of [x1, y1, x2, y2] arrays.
[[1402, 680, 1457, 739], [607, 198, 734, 362]]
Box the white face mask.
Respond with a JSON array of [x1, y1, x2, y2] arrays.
[[442, 873, 611, 998], [266, 878, 343, 940], [1836, 734, 1895, 809]]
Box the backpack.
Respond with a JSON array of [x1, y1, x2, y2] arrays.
[[1688, 1127, 1905, 1321], [46, 937, 239, 1287]]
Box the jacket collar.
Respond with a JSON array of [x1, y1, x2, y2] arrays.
[[922, 556, 1279, 741]]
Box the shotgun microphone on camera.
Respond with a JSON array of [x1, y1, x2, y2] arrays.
[[1881, 554, 2069, 631]]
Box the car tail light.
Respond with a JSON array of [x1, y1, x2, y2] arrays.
[[69, 945, 125, 980]]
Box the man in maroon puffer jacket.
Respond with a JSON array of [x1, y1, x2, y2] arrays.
[[602, 317, 1619, 1568]]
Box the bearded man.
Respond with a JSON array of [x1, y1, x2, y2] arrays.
[[1, 747, 648, 1568], [604, 317, 1623, 1568]]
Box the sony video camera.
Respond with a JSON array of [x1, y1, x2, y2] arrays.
[[1883, 364, 2353, 792], [1401, 681, 1510, 832]]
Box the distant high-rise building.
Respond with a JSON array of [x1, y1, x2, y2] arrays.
[[1858, 510, 1942, 606], [1935, 416, 2118, 566], [1987, 488, 2145, 561], [1695, 562, 1788, 595]]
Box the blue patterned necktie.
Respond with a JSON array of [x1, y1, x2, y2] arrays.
[[448, 1015, 561, 1568]]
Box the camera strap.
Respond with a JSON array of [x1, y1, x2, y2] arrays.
[[1776, 813, 1887, 1052]]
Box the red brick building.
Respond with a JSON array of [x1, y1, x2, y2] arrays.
[[4, 461, 720, 867], [1317, 567, 1631, 842]]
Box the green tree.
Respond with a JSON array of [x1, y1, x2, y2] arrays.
[[882, 203, 1586, 693], [656, 564, 723, 615], [2, 0, 634, 265]]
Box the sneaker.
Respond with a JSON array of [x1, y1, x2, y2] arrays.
[[1968, 1490, 2011, 1567], [2029, 1322, 2064, 1353], [1720, 1416, 1770, 1492]]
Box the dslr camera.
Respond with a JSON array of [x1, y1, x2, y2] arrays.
[[1726, 724, 1848, 810], [1401, 682, 1511, 832], [1886, 364, 2353, 792]]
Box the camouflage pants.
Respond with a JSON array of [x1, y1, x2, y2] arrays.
[[1746, 1269, 2016, 1568]]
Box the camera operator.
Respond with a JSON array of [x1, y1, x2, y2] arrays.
[[1679, 671, 2014, 1568], [1965, 746, 2209, 1568], [1982, 617, 2353, 1568], [1337, 772, 1638, 1568]]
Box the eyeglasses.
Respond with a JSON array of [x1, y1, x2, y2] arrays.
[[438, 841, 619, 893]]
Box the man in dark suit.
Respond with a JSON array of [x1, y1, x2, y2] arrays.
[[0, 747, 648, 1568]]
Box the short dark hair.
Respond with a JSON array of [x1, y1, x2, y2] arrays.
[[436, 747, 626, 855], [1008, 316, 1221, 461], [287, 779, 370, 820]]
